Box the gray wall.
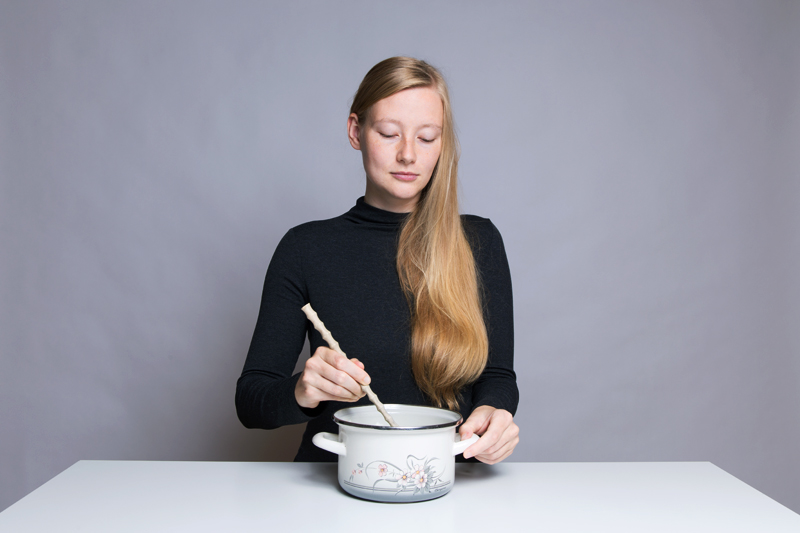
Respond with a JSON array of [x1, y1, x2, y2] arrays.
[[2, 0, 798, 514]]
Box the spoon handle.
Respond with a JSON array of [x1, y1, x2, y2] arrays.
[[301, 303, 398, 427]]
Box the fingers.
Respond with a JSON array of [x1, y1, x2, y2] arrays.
[[459, 405, 495, 439], [459, 418, 488, 440], [461, 408, 519, 465], [470, 423, 520, 464], [294, 347, 370, 408], [316, 348, 371, 386]]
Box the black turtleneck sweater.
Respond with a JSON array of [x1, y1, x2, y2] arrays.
[[236, 198, 517, 461]]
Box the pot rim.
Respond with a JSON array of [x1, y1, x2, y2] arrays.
[[332, 404, 463, 431]]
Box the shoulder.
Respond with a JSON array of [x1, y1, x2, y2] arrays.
[[277, 213, 349, 248], [461, 213, 497, 232], [461, 214, 505, 250], [460, 214, 510, 277], [267, 215, 349, 271], [290, 213, 347, 238]]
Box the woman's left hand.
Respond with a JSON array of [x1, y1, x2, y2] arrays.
[[458, 406, 519, 464]]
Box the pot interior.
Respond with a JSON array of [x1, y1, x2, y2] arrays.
[[333, 404, 461, 430]]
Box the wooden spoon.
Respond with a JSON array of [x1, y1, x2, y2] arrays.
[[301, 303, 398, 427]]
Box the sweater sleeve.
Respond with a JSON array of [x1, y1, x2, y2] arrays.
[[235, 228, 324, 429], [470, 220, 519, 415]]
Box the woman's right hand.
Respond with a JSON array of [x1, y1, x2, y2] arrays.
[[294, 346, 371, 409]]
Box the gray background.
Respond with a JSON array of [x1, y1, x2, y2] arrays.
[[1, 0, 798, 514]]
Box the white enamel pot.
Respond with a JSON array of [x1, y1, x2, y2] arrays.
[[312, 404, 479, 503]]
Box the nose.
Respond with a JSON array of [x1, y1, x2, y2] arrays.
[[397, 136, 416, 164]]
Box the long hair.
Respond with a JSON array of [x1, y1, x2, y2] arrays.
[[350, 57, 488, 410]]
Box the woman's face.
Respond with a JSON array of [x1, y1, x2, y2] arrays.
[[348, 87, 443, 213]]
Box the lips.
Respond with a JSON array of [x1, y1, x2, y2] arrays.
[[391, 172, 418, 182]]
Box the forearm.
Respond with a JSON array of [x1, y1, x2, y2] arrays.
[[472, 219, 518, 415], [235, 228, 318, 429], [236, 371, 324, 429], [471, 367, 519, 415]]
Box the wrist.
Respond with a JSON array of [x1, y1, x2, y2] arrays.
[[294, 373, 320, 409]]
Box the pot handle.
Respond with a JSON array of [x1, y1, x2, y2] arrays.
[[452, 433, 480, 456], [312, 432, 347, 456]]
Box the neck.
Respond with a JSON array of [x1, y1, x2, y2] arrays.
[[363, 188, 418, 214]]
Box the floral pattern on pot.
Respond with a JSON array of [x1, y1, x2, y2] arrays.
[[346, 455, 449, 496]]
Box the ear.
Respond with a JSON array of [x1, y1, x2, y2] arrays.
[[347, 113, 362, 150]]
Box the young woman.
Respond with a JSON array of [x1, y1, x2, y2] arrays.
[[236, 57, 519, 464]]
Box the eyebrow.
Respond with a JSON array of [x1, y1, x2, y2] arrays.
[[372, 118, 443, 131]]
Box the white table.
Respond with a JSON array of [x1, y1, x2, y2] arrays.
[[1, 461, 798, 532]]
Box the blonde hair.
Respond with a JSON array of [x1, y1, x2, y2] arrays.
[[351, 57, 488, 410]]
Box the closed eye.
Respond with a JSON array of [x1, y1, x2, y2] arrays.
[[420, 138, 434, 143]]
